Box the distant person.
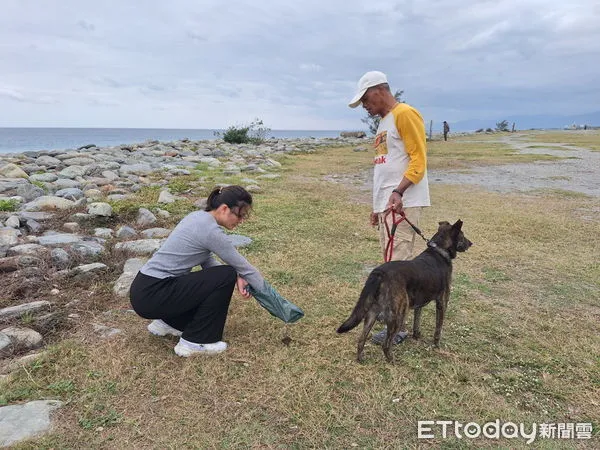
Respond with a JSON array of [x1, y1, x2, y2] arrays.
[[348, 70, 430, 345], [443, 121, 450, 141], [129, 186, 264, 357]]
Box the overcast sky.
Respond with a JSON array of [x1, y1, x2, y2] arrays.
[[1, 0, 599, 130]]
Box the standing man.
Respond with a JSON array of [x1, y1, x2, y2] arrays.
[[443, 121, 450, 141], [349, 70, 430, 345]]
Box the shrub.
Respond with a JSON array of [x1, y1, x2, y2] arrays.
[[217, 118, 270, 145], [495, 120, 509, 132]]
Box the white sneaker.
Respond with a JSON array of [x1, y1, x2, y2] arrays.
[[147, 319, 183, 337], [174, 338, 227, 357]]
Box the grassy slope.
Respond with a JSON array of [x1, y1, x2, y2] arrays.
[[2, 134, 599, 449]]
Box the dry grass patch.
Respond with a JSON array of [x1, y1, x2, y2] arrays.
[[427, 140, 564, 170], [2, 138, 599, 448], [519, 130, 600, 151]]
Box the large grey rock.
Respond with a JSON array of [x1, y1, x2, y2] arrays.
[[23, 196, 75, 211], [70, 240, 105, 258], [158, 190, 176, 204], [119, 163, 154, 176], [15, 183, 45, 201], [62, 157, 95, 166], [200, 157, 221, 167], [38, 233, 81, 246], [0, 301, 51, 320], [52, 178, 81, 189], [70, 263, 107, 281], [116, 226, 137, 239], [50, 248, 70, 269], [0, 163, 29, 179], [17, 211, 55, 222], [114, 239, 162, 255], [101, 170, 119, 181], [58, 165, 86, 179], [0, 178, 29, 193], [136, 208, 157, 227], [0, 326, 43, 353], [4, 216, 21, 229], [0, 255, 42, 273], [87, 202, 113, 217], [94, 228, 114, 239], [0, 333, 10, 356], [29, 173, 58, 183], [340, 131, 367, 138], [113, 257, 147, 297], [0, 228, 20, 246], [55, 188, 84, 200], [7, 244, 49, 257], [140, 228, 171, 238], [0, 400, 63, 447], [35, 155, 62, 168], [26, 219, 43, 234]]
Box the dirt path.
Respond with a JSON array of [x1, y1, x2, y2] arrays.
[[429, 134, 600, 197]]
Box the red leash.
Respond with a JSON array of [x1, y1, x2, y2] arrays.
[[382, 208, 429, 262], [383, 209, 406, 262]]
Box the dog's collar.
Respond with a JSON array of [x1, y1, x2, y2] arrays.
[[427, 241, 451, 263]]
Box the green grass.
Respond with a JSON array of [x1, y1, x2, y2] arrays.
[[0, 198, 19, 211], [2, 132, 599, 448]]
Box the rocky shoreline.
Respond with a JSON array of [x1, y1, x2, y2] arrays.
[[0, 135, 375, 445], [0, 136, 364, 359]]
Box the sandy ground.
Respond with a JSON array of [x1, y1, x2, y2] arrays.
[[429, 134, 600, 197]]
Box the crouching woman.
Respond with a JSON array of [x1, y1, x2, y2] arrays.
[[129, 185, 264, 357]]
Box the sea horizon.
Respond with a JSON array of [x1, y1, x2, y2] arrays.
[[0, 127, 354, 154]]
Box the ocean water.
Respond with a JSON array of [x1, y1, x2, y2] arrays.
[[0, 128, 347, 154]]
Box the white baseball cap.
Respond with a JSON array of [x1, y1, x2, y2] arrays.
[[348, 71, 388, 108]]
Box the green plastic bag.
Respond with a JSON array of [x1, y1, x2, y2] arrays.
[[248, 280, 304, 324]]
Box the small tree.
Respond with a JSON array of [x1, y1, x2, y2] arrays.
[[495, 120, 509, 132], [216, 118, 271, 145], [362, 89, 404, 135]]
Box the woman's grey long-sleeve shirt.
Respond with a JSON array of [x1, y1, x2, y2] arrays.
[[140, 210, 265, 289]]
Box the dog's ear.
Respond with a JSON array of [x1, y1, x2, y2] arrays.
[[452, 219, 463, 230], [438, 221, 450, 227]]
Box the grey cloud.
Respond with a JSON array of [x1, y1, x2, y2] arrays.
[[77, 20, 96, 32], [0, 0, 599, 129]]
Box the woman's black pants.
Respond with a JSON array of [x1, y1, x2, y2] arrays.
[[130, 265, 237, 344]]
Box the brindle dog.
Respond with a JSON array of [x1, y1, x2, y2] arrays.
[[337, 220, 472, 362]]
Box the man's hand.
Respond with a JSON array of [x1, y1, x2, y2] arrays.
[[370, 212, 378, 226], [236, 277, 251, 299], [386, 191, 404, 213]]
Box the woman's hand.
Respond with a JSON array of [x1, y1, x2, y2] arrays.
[[236, 277, 251, 299]]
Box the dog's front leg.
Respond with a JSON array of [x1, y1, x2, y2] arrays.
[[412, 307, 423, 339]]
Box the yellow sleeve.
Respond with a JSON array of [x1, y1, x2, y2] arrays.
[[395, 106, 427, 184]]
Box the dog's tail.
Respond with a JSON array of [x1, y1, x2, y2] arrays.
[[337, 270, 383, 333]]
